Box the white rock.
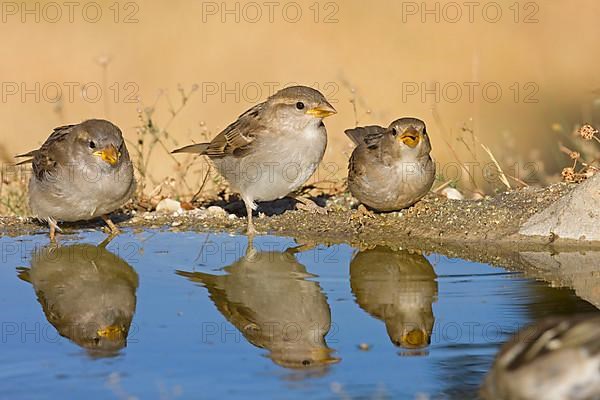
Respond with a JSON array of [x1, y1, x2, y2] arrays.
[[520, 174, 600, 241], [206, 205, 228, 218], [156, 198, 183, 214], [441, 187, 464, 200]]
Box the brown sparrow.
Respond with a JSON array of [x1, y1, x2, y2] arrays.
[[172, 85, 336, 234], [16, 119, 136, 240], [346, 118, 435, 211]]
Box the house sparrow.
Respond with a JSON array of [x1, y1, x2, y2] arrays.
[[177, 244, 339, 369], [17, 243, 139, 356], [16, 119, 136, 240], [350, 246, 437, 349], [481, 314, 600, 400], [172, 86, 336, 235], [346, 118, 435, 212]]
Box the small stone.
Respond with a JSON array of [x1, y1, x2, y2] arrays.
[[441, 187, 464, 200], [156, 198, 183, 214], [206, 205, 228, 218], [358, 343, 371, 351], [171, 221, 182, 227]]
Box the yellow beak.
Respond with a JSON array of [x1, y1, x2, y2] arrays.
[[93, 144, 120, 166], [305, 101, 337, 119], [310, 348, 341, 365], [399, 128, 421, 148], [96, 325, 124, 341], [401, 329, 429, 348]]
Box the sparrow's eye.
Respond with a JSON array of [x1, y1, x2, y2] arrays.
[[296, 102, 305, 110], [89, 140, 96, 149], [391, 128, 398, 136]]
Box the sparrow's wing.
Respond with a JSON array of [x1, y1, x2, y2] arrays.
[[204, 103, 268, 158], [345, 125, 386, 148], [16, 125, 76, 179], [347, 125, 392, 181]]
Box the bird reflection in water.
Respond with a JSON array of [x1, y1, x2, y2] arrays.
[[18, 242, 139, 357], [177, 243, 339, 370], [350, 246, 438, 352]]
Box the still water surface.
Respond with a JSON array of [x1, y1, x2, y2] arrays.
[[0, 230, 596, 399]]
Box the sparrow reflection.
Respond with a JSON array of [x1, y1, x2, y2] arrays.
[[177, 245, 339, 369], [18, 243, 139, 356], [350, 246, 438, 349]]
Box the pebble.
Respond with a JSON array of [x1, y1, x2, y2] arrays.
[[441, 187, 464, 200], [171, 221, 182, 227], [206, 206, 228, 218], [358, 343, 371, 351], [156, 198, 183, 214]]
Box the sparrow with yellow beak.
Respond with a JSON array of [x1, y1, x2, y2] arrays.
[[16, 119, 136, 240], [346, 118, 435, 212], [173, 85, 336, 235]]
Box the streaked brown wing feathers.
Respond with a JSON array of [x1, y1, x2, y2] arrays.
[[204, 103, 265, 158]]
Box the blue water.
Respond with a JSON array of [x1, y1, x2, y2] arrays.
[[0, 230, 596, 399]]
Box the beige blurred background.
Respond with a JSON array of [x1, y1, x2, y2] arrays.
[[1, 0, 599, 197]]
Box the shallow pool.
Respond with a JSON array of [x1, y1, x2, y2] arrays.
[[0, 230, 597, 399]]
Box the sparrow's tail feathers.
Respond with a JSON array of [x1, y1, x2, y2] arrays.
[[175, 270, 217, 286], [171, 143, 210, 155], [14, 150, 38, 165], [345, 126, 387, 147], [16, 267, 31, 283], [344, 128, 366, 145]]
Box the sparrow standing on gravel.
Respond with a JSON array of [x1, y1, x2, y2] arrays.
[[172, 85, 337, 235], [16, 119, 136, 240], [346, 117, 435, 212]]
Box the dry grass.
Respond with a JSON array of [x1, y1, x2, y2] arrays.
[[0, 81, 586, 218]]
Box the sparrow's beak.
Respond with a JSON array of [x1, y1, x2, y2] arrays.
[[305, 101, 337, 119], [311, 348, 341, 365], [93, 144, 120, 166], [96, 325, 125, 341], [398, 127, 421, 148], [400, 329, 429, 349]]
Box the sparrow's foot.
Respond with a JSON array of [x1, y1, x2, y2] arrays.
[[47, 218, 60, 243], [350, 204, 376, 229], [355, 204, 375, 219], [294, 196, 327, 214], [246, 222, 257, 236], [102, 215, 121, 236], [49, 223, 56, 243], [244, 200, 258, 237]]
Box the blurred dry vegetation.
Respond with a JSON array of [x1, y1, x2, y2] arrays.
[[2, 0, 600, 216]]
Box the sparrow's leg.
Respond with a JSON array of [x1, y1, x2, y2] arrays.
[[49, 223, 56, 242], [244, 201, 256, 236], [47, 217, 59, 243], [102, 215, 121, 236], [293, 195, 327, 214]]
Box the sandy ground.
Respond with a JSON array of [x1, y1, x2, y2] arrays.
[[3, 181, 600, 309], [0, 181, 574, 244]]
